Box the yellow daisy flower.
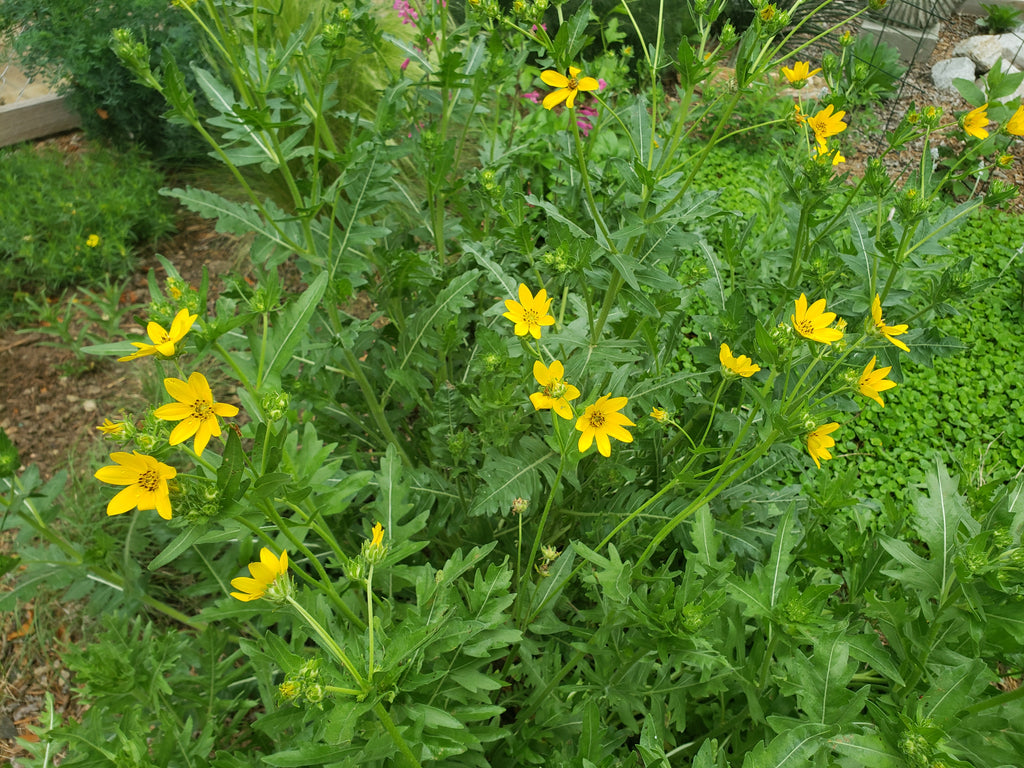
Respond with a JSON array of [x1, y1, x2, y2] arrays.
[[540, 66, 600, 110], [858, 356, 897, 407], [815, 140, 845, 166], [503, 283, 555, 339], [719, 343, 761, 377], [781, 61, 821, 84], [85, 234, 100, 248], [871, 294, 909, 352], [576, 394, 635, 457], [807, 104, 847, 145], [791, 294, 844, 345], [153, 372, 239, 456], [963, 104, 989, 139], [118, 308, 198, 362], [1006, 104, 1024, 136], [806, 422, 839, 469], [529, 360, 581, 420], [96, 418, 126, 437], [650, 407, 669, 423], [230, 548, 289, 602], [94, 451, 177, 520]]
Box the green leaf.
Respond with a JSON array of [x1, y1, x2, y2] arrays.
[[263, 271, 329, 385], [740, 723, 831, 768], [551, 0, 594, 63], [921, 658, 994, 728], [829, 732, 903, 768], [954, 77, 987, 106], [148, 526, 208, 571]]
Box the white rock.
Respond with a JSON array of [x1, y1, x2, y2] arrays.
[[953, 35, 1008, 72], [932, 57, 977, 93], [997, 32, 1024, 68]]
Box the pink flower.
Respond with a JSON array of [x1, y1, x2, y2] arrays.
[[598, 79, 607, 90], [401, 58, 411, 71], [576, 105, 598, 136], [522, 91, 543, 104], [394, 0, 419, 25]]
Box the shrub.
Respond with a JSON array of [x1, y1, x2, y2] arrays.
[[0, 0, 204, 158], [0, 142, 174, 318]]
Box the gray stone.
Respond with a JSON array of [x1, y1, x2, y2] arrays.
[[996, 32, 1024, 67], [953, 34, 1007, 71], [932, 57, 977, 93], [861, 19, 941, 65]]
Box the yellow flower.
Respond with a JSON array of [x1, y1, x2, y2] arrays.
[[806, 422, 839, 469], [362, 521, 388, 564], [815, 140, 845, 166], [85, 234, 100, 248], [575, 394, 635, 457], [963, 104, 989, 139], [230, 548, 289, 602], [96, 418, 126, 437], [807, 104, 847, 144], [153, 372, 239, 456], [529, 360, 581, 419], [118, 308, 198, 362], [858, 355, 897, 407], [650, 407, 668, 423], [540, 66, 600, 110], [503, 283, 555, 339], [1005, 104, 1024, 136], [781, 61, 821, 84], [719, 343, 761, 377], [791, 294, 844, 344], [94, 451, 177, 520], [870, 294, 909, 352]]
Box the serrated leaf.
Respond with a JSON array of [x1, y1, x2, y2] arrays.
[[829, 732, 902, 768], [740, 723, 830, 768], [921, 658, 994, 728], [263, 271, 328, 386]]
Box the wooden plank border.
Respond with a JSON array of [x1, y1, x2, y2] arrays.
[[0, 94, 79, 148]]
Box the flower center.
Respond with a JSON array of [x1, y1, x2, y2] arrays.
[[566, 77, 579, 90], [795, 319, 815, 335], [522, 308, 540, 325], [191, 398, 214, 420], [545, 379, 568, 399], [588, 410, 606, 429], [138, 468, 160, 492]]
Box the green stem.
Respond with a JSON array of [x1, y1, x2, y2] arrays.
[[286, 595, 367, 689], [373, 702, 423, 768], [519, 453, 567, 627], [345, 349, 412, 465]]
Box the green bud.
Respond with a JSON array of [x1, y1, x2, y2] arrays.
[[261, 390, 290, 421]]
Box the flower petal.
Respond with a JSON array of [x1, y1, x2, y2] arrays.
[[107, 485, 142, 516], [540, 70, 568, 88]]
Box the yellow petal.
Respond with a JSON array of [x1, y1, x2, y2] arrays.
[[543, 88, 570, 110], [107, 485, 142, 515], [540, 70, 568, 88], [154, 403, 193, 421], [169, 418, 201, 446]]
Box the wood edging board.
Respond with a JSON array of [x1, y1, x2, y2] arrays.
[[0, 93, 79, 148]]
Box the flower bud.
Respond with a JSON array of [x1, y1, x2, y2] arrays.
[[511, 497, 529, 515], [261, 390, 290, 421]]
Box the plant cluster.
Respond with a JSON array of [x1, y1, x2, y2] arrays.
[[0, 143, 173, 323], [4, 0, 1024, 765], [0, 0, 205, 157]]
